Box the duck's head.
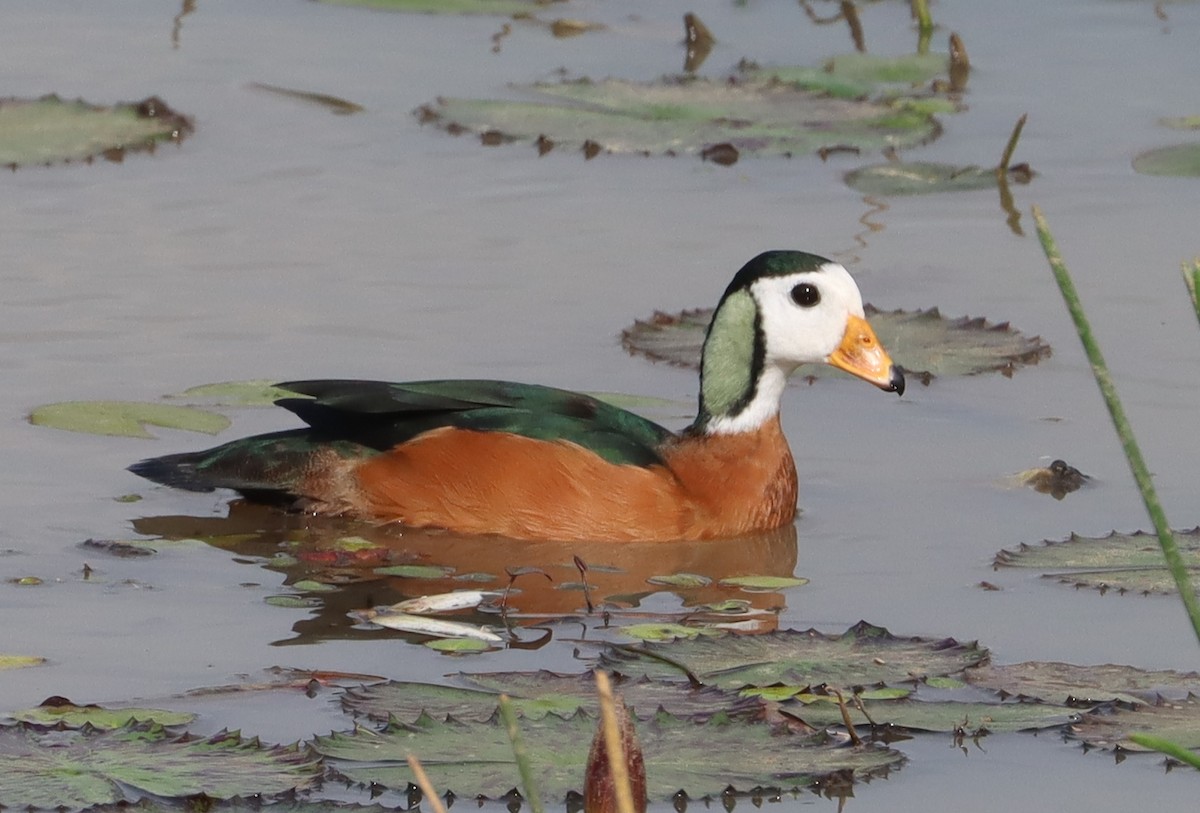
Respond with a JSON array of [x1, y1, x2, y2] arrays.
[[696, 250, 904, 434]]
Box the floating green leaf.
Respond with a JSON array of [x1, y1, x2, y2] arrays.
[[313, 711, 902, 799], [29, 401, 230, 439], [9, 701, 194, 730], [993, 528, 1200, 595], [425, 638, 491, 653], [597, 622, 987, 690], [1132, 142, 1200, 177], [621, 622, 721, 641], [1160, 115, 1200, 130], [623, 305, 1050, 382], [747, 52, 950, 99], [965, 661, 1200, 706], [372, 564, 455, 579], [265, 595, 322, 608], [0, 655, 44, 671], [0, 722, 320, 809], [169, 380, 298, 407], [646, 573, 712, 588], [718, 575, 809, 590], [418, 76, 941, 160], [0, 95, 191, 168]]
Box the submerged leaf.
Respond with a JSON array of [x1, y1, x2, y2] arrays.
[[0, 95, 191, 168], [29, 401, 230, 438], [597, 622, 987, 690], [1132, 142, 1200, 177], [418, 76, 940, 159], [993, 528, 1200, 595], [314, 711, 902, 799], [623, 305, 1050, 382]]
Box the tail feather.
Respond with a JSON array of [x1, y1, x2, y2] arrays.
[[128, 430, 375, 500], [128, 452, 219, 493]]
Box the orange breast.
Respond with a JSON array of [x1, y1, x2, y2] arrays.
[[347, 418, 798, 542]]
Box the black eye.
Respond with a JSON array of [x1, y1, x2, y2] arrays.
[[790, 283, 820, 307]]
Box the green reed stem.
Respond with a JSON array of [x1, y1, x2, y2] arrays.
[[911, 0, 933, 31], [499, 695, 545, 813], [1032, 206, 1200, 643], [1183, 258, 1200, 325], [1129, 733, 1200, 769]]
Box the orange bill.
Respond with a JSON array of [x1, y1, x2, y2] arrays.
[[827, 314, 905, 395]]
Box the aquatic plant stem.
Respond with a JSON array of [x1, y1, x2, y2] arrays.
[[1183, 258, 1200, 325], [406, 754, 450, 813], [595, 671, 637, 813], [997, 113, 1027, 176], [911, 0, 932, 31], [1032, 206, 1200, 642], [499, 695, 545, 813], [1129, 733, 1200, 769]]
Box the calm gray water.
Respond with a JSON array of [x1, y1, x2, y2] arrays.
[[1, 0, 1199, 809]]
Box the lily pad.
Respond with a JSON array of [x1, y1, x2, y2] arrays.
[[597, 621, 987, 690], [29, 401, 230, 439], [1070, 697, 1200, 751], [747, 52, 951, 100], [425, 638, 491, 653], [313, 710, 903, 799], [169, 380, 298, 407], [965, 661, 1200, 706], [0, 95, 191, 168], [646, 572, 712, 588], [719, 575, 809, 590], [1132, 142, 1200, 176], [342, 671, 761, 723], [372, 564, 455, 579], [993, 528, 1200, 595], [786, 697, 1078, 734], [622, 305, 1050, 383], [621, 622, 722, 641], [9, 700, 195, 729], [418, 76, 941, 160], [0, 722, 320, 809]]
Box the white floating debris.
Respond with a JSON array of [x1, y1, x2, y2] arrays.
[[365, 611, 504, 643], [388, 590, 501, 615]]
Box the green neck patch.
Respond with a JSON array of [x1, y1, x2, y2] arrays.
[[696, 289, 761, 427]]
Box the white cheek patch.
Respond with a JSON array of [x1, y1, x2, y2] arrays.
[[750, 264, 866, 367]]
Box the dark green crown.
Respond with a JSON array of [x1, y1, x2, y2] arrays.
[[719, 250, 833, 303]]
